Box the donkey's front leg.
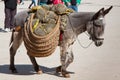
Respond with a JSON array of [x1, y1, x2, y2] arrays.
[[57, 44, 74, 78], [28, 54, 42, 74]]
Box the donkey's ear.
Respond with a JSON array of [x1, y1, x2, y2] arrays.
[[92, 8, 104, 20], [97, 8, 104, 14], [99, 8, 104, 12], [104, 6, 113, 15]]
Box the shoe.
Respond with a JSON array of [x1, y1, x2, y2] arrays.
[[20, 2, 24, 5], [10, 28, 13, 32], [4, 28, 10, 32]]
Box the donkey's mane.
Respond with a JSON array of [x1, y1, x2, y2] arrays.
[[68, 12, 95, 28]]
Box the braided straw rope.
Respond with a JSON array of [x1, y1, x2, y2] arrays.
[[23, 13, 60, 57]]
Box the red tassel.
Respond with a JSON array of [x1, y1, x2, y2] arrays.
[[59, 32, 63, 41]]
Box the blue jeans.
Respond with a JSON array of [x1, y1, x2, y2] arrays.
[[68, 5, 78, 12], [38, 2, 47, 5], [32, 0, 36, 6], [28, 0, 36, 8], [37, 0, 48, 5]]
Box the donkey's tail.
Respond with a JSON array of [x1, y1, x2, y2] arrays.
[[9, 29, 15, 46]]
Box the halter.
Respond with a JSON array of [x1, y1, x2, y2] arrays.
[[88, 18, 104, 41]]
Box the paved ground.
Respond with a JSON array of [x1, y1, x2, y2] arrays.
[[0, 0, 120, 80]]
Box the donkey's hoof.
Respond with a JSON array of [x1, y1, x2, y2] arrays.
[[56, 66, 61, 73], [10, 69, 18, 73], [62, 70, 70, 78], [62, 73, 70, 78], [9, 67, 18, 73], [37, 70, 43, 74], [12, 70, 18, 73]]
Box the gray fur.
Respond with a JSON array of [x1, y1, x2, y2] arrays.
[[9, 6, 112, 78], [14, 10, 29, 27]]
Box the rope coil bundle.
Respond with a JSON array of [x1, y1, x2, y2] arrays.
[[23, 13, 60, 57]]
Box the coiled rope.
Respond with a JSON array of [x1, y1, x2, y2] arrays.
[[23, 13, 60, 57]]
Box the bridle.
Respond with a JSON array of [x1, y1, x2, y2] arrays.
[[88, 17, 105, 42]]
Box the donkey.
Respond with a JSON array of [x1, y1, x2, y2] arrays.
[[9, 6, 113, 78]]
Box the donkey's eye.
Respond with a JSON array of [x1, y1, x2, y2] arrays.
[[94, 18, 105, 26], [94, 20, 102, 25]]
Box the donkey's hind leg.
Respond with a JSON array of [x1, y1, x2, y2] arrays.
[[27, 54, 42, 74], [9, 30, 23, 73]]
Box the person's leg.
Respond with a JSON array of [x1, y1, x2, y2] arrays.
[[20, 0, 24, 5], [68, 5, 72, 9], [33, 0, 36, 6], [72, 5, 78, 12], [4, 8, 11, 29], [22, 0, 23, 2], [37, 0, 40, 5], [28, 1, 34, 8], [68, 5, 78, 12], [10, 9, 17, 30]]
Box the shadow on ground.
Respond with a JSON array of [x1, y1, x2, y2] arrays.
[[0, 28, 7, 33], [0, 64, 74, 77]]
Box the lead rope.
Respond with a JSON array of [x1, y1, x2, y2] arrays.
[[68, 15, 93, 48], [77, 32, 93, 48]]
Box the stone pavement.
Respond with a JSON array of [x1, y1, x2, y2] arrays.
[[0, 0, 120, 80]]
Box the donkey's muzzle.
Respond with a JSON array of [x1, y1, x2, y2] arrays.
[[95, 40, 103, 47]]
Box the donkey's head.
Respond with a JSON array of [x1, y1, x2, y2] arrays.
[[87, 6, 113, 47]]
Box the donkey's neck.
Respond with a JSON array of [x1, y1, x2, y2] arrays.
[[68, 12, 95, 35]]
